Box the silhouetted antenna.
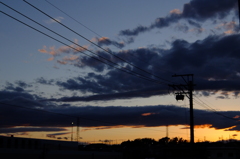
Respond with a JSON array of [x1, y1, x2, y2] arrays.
[[166, 125, 169, 138]]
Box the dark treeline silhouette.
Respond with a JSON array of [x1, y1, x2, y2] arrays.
[[79, 137, 240, 159], [121, 137, 190, 159], [121, 137, 188, 147]]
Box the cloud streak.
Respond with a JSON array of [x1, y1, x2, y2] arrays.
[[0, 99, 240, 132], [119, 0, 237, 36]]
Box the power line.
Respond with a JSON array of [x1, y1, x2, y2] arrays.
[[193, 95, 238, 121], [7, 1, 236, 124], [1, 5, 173, 137], [1, 1, 168, 86], [0, 8, 167, 86], [167, 73, 238, 122], [44, 0, 176, 80], [23, 0, 173, 85], [44, 0, 103, 38]]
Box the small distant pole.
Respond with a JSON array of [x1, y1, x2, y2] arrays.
[[71, 122, 74, 142], [166, 125, 169, 138], [77, 117, 80, 143]]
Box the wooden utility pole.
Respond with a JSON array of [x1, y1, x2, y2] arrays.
[[169, 74, 195, 144]]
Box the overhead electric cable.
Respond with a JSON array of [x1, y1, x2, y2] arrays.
[[193, 96, 238, 121], [0, 9, 166, 86], [167, 75, 238, 122], [45, 0, 176, 79], [44, 0, 176, 81], [23, 0, 173, 85], [44, 0, 103, 38]]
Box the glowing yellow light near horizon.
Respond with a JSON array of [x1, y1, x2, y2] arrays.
[[1, 124, 239, 144]]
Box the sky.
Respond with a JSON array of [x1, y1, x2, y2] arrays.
[[1, 0, 240, 144]]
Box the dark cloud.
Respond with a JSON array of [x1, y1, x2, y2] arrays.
[[0, 91, 38, 102], [163, 34, 240, 80], [119, 0, 237, 36], [54, 47, 169, 97], [0, 127, 67, 133], [56, 76, 113, 94], [36, 77, 55, 85], [4, 82, 25, 92], [187, 20, 201, 28], [73, 53, 109, 72], [1, 0, 240, 139], [120, 25, 150, 36], [182, 0, 237, 20], [3, 34, 238, 103], [53, 86, 167, 102], [55, 68, 166, 96], [0, 86, 239, 133], [15, 80, 32, 88], [49, 34, 240, 101], [0, 101, 75, 129], [0, 103, 239, 132], [3, 81, 33, 93], [0, 90, 54, 111]]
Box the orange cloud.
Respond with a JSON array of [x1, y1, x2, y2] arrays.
[[170, 9, 182, 14], [73, 45, 88, 53], [224, 21, 236, 30], [224, 125, 237, 131], [224, 30, 234, 35], [47, 57, 54, 61], [99, 37, 109, 42], [181, 124, 212, 129], [141, 112, 158, 116], [216, 21, 237, 35], [38, 42, 89, 63], [38, 46, 61, 56], [38, 46, 48, 53], [63, 55, 79, 61], [57, 60, 67, 65], [233, 115, 240, 119]]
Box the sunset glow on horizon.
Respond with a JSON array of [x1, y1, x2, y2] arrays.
[[1, 0, 240, 144]]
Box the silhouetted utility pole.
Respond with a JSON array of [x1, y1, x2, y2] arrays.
[[169, 74, 195, 145]]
